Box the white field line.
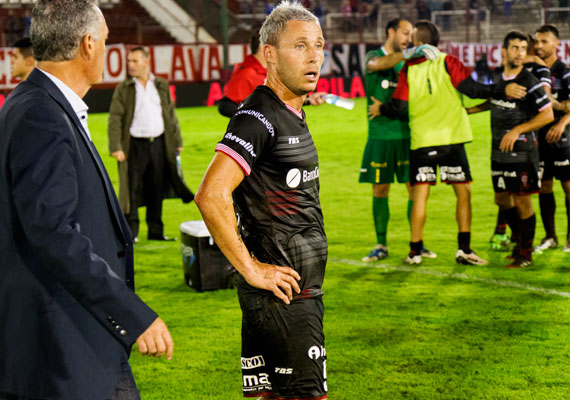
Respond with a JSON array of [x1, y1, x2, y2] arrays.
[[331, 258, 570, 299]]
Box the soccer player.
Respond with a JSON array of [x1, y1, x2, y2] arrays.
[[360, 18, 436, 262], [533, 24, 570, 252], [488, 33, 554, 251], [372, 20, 526, 265], [10, 37, 34, 81], [468, 31, 554, 268], [195, 2, 328, 399]]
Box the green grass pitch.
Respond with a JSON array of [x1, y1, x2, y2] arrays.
[[87, 97, 569, 399]]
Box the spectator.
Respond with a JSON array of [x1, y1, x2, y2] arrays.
[[503, 0, 513, 18], [313, 0, 325, 27], [10, 37, 35, 81], [472, 53, 492, 84], [108, 46, 194, 242], [416, 0, 432, 20], [442, 0, 453, 31]]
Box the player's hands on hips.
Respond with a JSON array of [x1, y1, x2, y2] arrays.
[[244, 257, 301, 304], [111, 150, 126, 162], [308, 92, 326, 106], [546, 120, 567, 143], [136, 317, 174, 360], [505, 83, 526, 99], [500, 128, 521, 152], [368, 96, 382, 120]]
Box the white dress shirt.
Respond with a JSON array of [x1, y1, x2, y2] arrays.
[[39, 69, 91, 141], [129, 74, 165, 138]]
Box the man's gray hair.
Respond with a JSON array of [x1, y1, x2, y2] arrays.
[[260, 0, 319, 47], [30, 0, 103, 62]]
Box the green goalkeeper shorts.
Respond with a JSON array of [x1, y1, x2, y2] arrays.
[[359, 138, 410, 184]]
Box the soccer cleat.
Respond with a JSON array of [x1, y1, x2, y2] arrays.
[[455, 249, 488, 265], [489, 233, 511, 251], [505, 256, 533, 269], [535, 237, 558, 252], [563, 238, 570, 253], [403, 253, 422, 265], [421, 246, 437, 259], [362, 245, 388, 262]]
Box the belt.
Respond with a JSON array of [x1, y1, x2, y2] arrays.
[[130, 134, 163, 143]]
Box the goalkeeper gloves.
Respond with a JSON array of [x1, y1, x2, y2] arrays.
[[402, 44, 440, 61]]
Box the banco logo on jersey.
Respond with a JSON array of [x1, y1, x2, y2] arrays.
[[241, 355, 265, 370], [286, 166, 319, 188]]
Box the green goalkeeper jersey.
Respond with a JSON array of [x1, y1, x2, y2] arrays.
[[365, 47, 410, 141]]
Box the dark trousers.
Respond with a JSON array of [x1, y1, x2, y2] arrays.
[[0, 362, 141, 400], [126, 135, 166, 239]]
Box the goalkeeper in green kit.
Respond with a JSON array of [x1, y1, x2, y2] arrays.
[[360, 18, 438, 261]]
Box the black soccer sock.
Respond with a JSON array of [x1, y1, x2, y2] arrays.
[[410, 240, 423, 256], [519, 214, 536, 260], [503, 206, 521, 244], [458, 232, 471, 253], [539, 193, 557, 239], [494, 208, 508, 235]]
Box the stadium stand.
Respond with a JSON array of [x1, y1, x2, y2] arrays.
[[0, 0, 566, 46]]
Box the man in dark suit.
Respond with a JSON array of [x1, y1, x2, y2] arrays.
[[0, 1, 173, 399]]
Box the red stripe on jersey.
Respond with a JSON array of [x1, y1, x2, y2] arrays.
[[266, 190, 300, 216], [215, 143, 251, 176], [275, 395, 328, 400], [285, 103, 303, 119], [244, 392, 273, 397]]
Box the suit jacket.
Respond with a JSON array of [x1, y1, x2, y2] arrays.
[[107, 76, 193, 214], [0, 69, 158, 399]]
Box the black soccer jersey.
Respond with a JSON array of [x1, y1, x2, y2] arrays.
[[525, 62, 552, 89], [490, 68, 551, 163], [495, 62, 552, 88], [539, 59, 570, 149], [216, 85, 327, 298]]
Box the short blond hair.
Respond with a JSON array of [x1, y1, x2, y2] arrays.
[[260, 1, 319, 47]]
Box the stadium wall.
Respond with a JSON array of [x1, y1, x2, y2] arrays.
[[0, 41, 569, 112]]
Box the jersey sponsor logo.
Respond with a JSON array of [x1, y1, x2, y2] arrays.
[[274, 367, 293, 374], [224, 132, 257, 158], [554, 159, 570, 166], [243, 372, 271, 389], [380, 79, 397, 89], [286, 166, 319, 188], [288, 137, 300, 144], [241, 355, 265, 370], [491, 99, 516, 109], [308, 345, 326, 360], [234, 109, 275, 136], [303, 166, 320, 183], [286, 168, 302, 188]]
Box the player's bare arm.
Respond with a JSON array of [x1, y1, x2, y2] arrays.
[[523, 55, 546, 66], [500, 106, 554, 152], [366, 53, 405, 73], [466, 100, 490, 114], [543, 84, 566, 112], [195, 152, 301, 304], [546, 110, 570, 143]]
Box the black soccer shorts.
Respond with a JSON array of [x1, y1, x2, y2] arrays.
[[539, 144, 570, 182], [239, 293, 327, 399], [491, 160, 540, 194], [409, 143, 472, 186]]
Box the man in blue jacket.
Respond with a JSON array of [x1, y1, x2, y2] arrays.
[[0, 1, 173, 399]]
